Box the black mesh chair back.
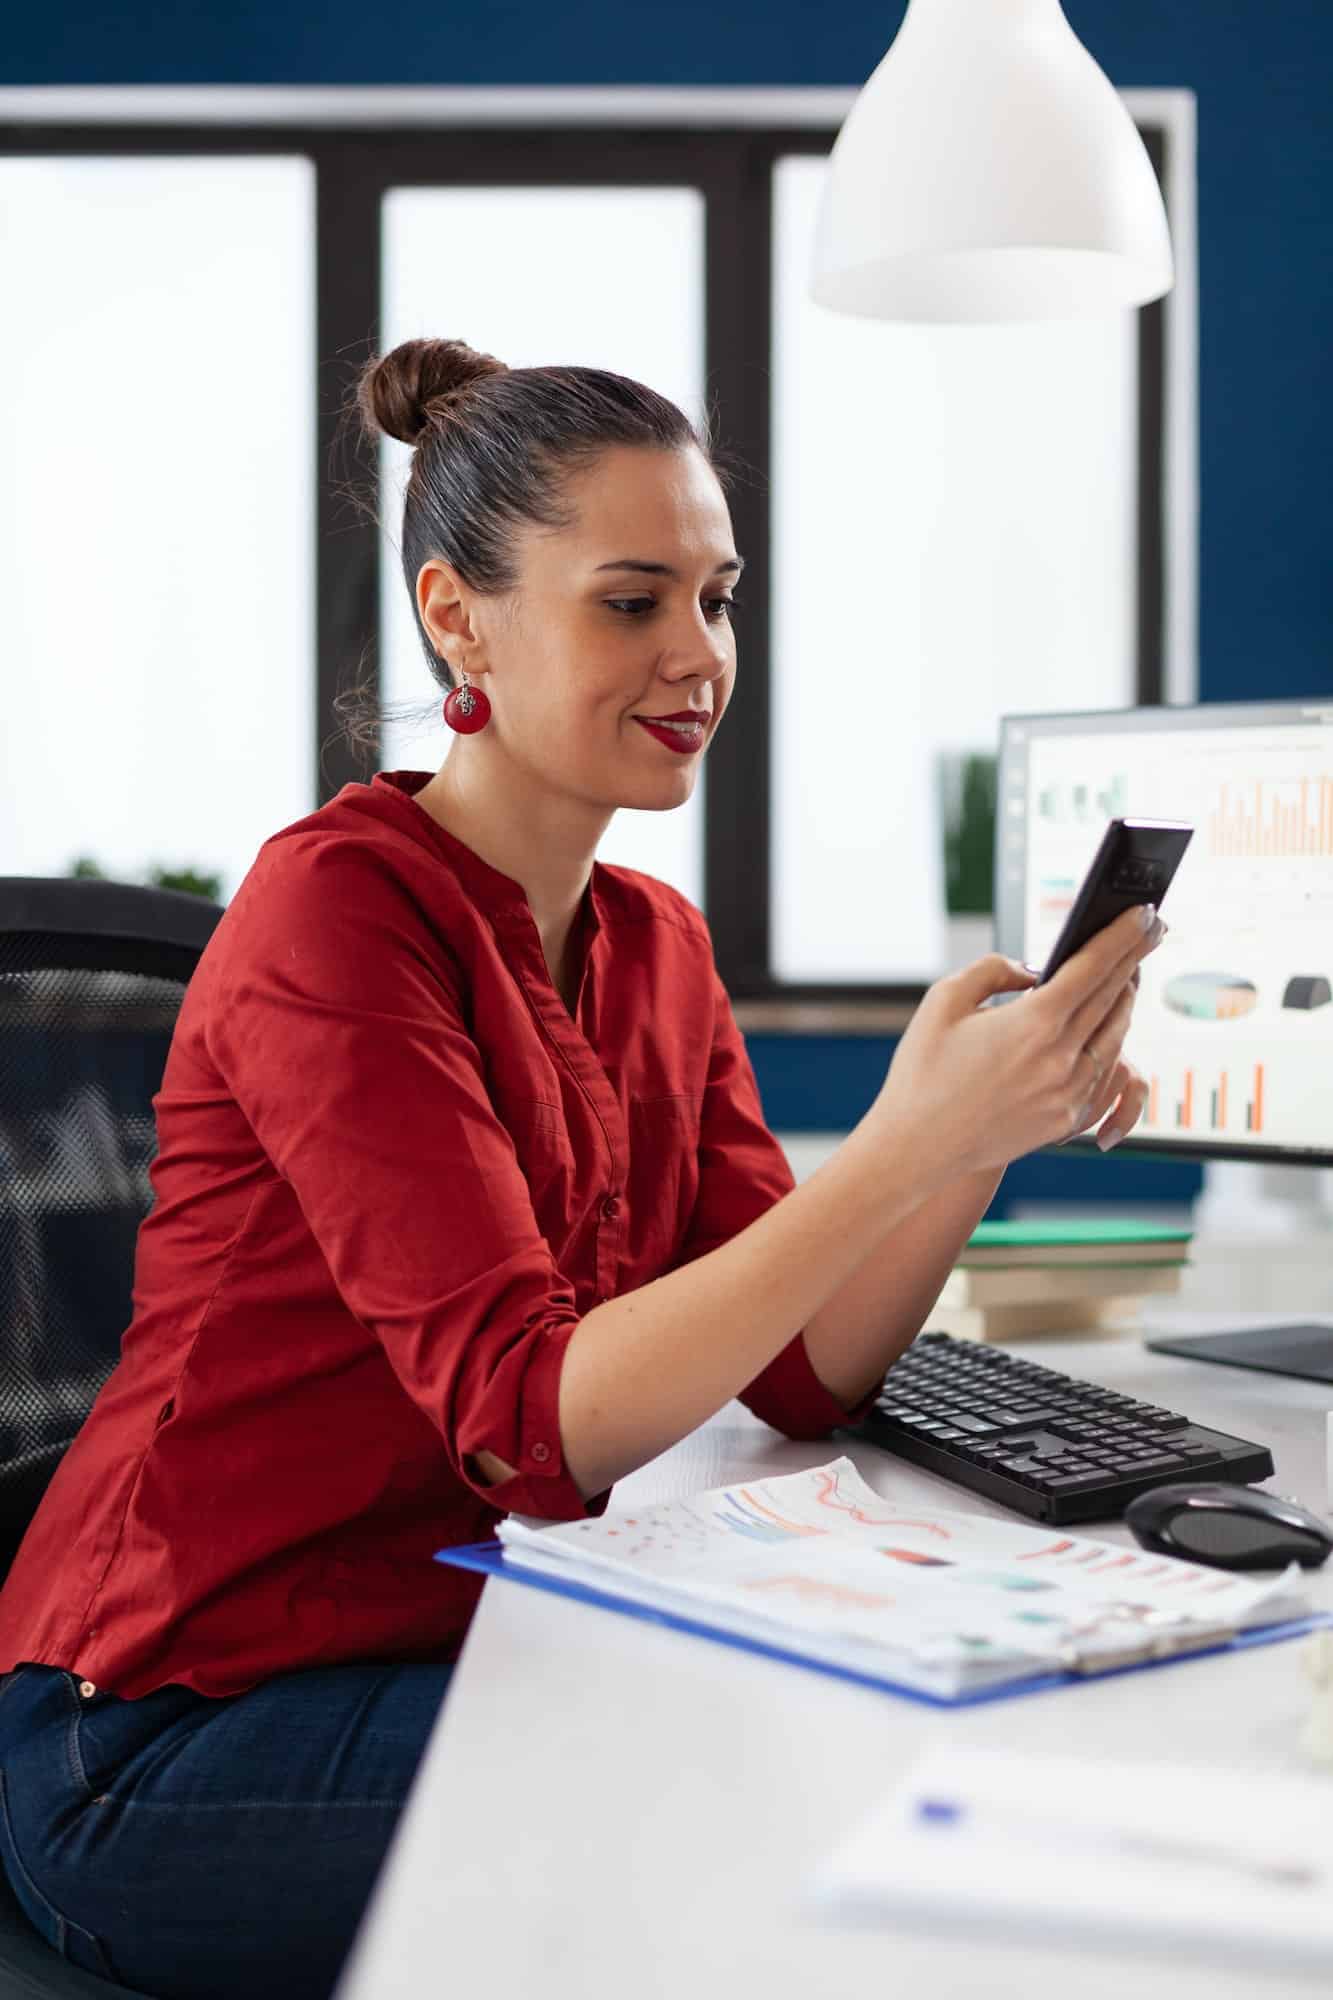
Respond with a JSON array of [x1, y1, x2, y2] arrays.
[[0, 877, 223, 1582], [0, 878, 224, 2000]]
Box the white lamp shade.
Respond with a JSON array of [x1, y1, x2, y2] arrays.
[[811, 0, 1174, 322]]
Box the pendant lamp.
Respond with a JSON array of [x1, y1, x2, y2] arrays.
[[810, 0, 1174, 322]]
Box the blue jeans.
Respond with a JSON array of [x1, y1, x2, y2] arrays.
[[0, 1658, 454, 1999]]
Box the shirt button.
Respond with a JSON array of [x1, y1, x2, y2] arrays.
[[79, 1680, 97, 1699], [601, 1194, 621, 1219], [531, 1442, 551, 1464]]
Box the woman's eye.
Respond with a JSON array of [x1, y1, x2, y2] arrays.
[[603, 597, 739, 619]]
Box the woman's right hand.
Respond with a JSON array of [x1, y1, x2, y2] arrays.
[[870, 904, 1166, 1181]]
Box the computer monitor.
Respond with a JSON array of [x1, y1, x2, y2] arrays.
[[996, 695, 1333, 1382]]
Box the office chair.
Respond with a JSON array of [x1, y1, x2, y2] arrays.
[[0, 876, 223, 2000]]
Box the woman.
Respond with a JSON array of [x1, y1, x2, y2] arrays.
[[0, 338, 1157, 1999]]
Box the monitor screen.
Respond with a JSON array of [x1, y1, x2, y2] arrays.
[[996, 699, 1333, 1166]]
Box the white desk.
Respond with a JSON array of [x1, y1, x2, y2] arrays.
[[338, 1310, 1333, 2000]]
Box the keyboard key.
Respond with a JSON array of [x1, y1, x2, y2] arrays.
[[1040, 1471, 1107, 1495]]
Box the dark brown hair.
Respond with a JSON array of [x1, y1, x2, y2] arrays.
[[333, 337, 726, 769]]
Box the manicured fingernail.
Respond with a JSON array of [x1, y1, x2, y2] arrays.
[[1149, 918, 1168, 947], [1096, 1125, 1125, 1151], [1139, 904, 1158, 931]]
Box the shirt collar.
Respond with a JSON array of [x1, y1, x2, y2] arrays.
[[364, 769, 607, 940]]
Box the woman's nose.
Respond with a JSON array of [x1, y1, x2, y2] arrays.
[[670, 612, 730, 676]]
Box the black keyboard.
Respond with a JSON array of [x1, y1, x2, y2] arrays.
[[843, 1332, 1274, 1524]]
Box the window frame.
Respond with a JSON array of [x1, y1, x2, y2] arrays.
[[0, 87, 1196, 1024]]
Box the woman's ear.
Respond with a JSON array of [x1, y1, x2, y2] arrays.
[[417, 558, 480, 659]]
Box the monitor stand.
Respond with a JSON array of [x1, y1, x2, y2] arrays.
[[1145, 1322, 1333, 1384], [1146, 1160, 1333, 1383]]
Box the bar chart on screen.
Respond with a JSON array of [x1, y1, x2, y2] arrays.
[[1141, 1062, 1265, 1135], [1208, 777, 1333, 859]]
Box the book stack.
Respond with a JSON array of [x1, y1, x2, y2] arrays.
[[928, 1218, 1192, 1343]]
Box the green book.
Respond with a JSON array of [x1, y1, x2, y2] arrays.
[[961, 1218, 1192, 1270], [967, 1219, 1192, 1247]]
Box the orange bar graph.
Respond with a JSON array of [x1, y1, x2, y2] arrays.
[[1207, 776, 1333, 857], [1152, 1068, 1264, 1133]]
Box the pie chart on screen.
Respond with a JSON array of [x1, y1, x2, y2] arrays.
[[1163, 972, 1259, 1021]]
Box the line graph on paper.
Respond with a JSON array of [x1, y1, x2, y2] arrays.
[[548, 1459, 968, 1567], [711, 1465, 956, 1544]]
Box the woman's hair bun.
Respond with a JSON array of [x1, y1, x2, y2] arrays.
[[357, 337, 508, 447]]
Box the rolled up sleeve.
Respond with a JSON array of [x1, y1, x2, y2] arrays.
[[668, 968, 877, 1439], [205, 842, 608, 1521]]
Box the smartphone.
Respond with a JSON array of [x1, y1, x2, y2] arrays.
[[1037, 817, 1193, 985]]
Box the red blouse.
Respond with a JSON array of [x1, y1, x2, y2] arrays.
[[0, 770, 869, 1699]]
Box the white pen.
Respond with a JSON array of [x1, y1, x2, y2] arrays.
[[915, 1797, 1319, 1887]]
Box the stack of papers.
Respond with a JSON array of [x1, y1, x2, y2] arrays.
[[812, 1745, 1333, 1970], [495, 1457, 1311, 1701]]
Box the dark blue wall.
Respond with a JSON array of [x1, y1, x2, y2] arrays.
[[11, 1, 1328, 1207]]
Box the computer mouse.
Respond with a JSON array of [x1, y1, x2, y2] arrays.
[[1126, 1482, 1333, 1571]]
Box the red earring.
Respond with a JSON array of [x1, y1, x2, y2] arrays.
[[442, 668, 491, 735]]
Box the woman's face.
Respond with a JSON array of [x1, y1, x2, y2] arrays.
[[420, 443, 740, 815]]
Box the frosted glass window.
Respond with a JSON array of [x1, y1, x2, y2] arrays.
[[379, 187, 706, 906], [0, 157, 316, 903], [771, 154, 1138, 983]]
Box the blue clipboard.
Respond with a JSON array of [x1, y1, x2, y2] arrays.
[[436, 1539, 1332, 1712]]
